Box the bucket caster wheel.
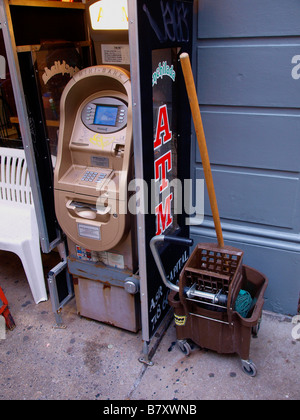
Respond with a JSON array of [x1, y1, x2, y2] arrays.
[[177, 339, 191, 356], [241, 359, 257, 377]]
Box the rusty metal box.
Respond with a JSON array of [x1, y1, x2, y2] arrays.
[[68, 258, 141, 333]]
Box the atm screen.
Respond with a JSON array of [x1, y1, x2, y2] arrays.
[[94, 105, 118, 126]]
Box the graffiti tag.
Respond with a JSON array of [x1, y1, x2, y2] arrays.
[[143, 1, 190, 43]]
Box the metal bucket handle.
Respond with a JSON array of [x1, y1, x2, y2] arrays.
[[150, 235, 228, 307], [150, 235, 193, 294]]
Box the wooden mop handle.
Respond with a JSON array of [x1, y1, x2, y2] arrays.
[[180, 52, 224, 247]]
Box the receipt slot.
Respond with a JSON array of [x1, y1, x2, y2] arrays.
[[54, 65, 140, 332]]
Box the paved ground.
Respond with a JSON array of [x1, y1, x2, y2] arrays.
[[0, 249, 299, 401]]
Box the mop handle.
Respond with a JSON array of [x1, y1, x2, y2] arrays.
[[180, 52, 224, 248]]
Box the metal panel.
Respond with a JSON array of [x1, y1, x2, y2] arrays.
[[195, 111, 300, 172], [198, 0, 300, 38], [192, 1, 300, 315], [73, 276, 140, 333], [195, 167, 299, 231], [197, 44, 300, 108], [47, 259, 74, 328], [128, 0, 149, 343]]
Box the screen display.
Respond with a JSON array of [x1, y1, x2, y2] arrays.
[[93, 105, 118, 126]]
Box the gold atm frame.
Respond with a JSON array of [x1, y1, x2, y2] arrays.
[[54, 64, 139, 332], [54, 65, 133, 256]]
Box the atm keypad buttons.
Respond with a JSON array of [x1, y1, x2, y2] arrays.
[[96, 173, 107, 182], [81, 171, 98, 182], [85, 106, 95, 122], [118, 109, 126, 124], [81, 170, 108, 183]]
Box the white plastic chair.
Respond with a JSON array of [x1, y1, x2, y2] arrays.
[[0, 147, 47, 304]]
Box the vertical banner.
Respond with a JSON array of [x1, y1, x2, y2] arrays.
[[133, 0, 194, 341], [152, 48, 179, 237]]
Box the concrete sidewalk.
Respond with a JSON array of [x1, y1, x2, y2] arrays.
[[0, 249, 299, 400]]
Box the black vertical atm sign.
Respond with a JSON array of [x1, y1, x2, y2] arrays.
[[152, 48, 179, 238], [136, 0, 194, 339]]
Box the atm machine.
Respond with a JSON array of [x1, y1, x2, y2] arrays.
[[54, 65, 140, 332], [53, 0, 140, 332]]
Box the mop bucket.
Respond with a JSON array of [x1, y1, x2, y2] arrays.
[[150, 235, 268, 376], [169, 262, 268, 376]]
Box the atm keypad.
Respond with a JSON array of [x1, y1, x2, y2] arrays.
[[80, 170, 110, 183], [81, 171, 98, 182]]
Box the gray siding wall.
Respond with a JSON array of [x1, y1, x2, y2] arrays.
[[191, 0, 300, 314]]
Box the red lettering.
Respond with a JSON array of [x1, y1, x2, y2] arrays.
[[154, 105, 172, 149], [154, 151, 172, 192], [155, 193, 173, 235]]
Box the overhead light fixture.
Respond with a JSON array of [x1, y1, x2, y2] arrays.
[[89, 0, 128, 31]]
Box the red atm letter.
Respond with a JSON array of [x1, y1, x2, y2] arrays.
[[154, 105, 172, 149], [154, 151, 172, 192], [155, 193, 173, 235]]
